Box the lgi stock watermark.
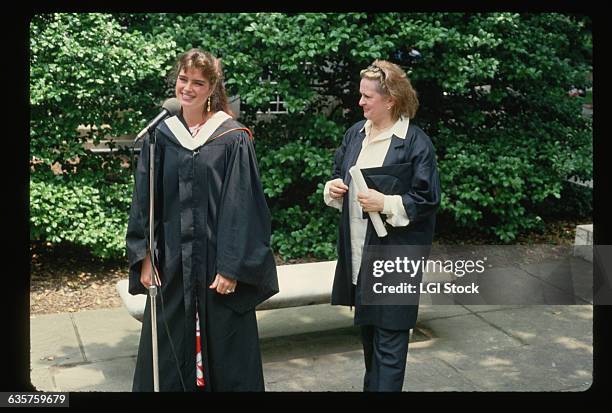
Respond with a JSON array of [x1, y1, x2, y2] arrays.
[[360, 244, 608, 306]]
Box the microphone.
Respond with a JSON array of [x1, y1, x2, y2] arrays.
[[134, 98, 182, 143]]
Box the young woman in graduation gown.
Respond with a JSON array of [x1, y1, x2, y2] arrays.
[[324, 60, 441, 391], [126, 48, 278, 392]]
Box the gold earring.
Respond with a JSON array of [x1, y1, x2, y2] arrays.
[[207, 97, 211, 112]]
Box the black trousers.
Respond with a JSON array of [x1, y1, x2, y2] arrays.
[[353, 282, 411, 392], [360, 325, 411, 392]]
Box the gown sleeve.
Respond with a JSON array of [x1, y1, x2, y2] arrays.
[[331, 127, 351, 180], [401, 131, 441, 223], [323, 127, 355, 210], [215, 132, 279, 301], [125, 133, 162, 296]]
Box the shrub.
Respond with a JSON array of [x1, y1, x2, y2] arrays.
[[30, 13, 592, 260], [30, 177, 132, 259]]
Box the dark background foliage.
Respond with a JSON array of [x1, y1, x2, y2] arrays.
[[30, 12, 592, 259]]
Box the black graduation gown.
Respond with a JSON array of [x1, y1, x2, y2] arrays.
[[126, 113, 279, 391], [330, 120, 441, 331]]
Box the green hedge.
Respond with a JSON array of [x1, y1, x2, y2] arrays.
[[30, 13, 592, 260], [30, 177, 132, 259]]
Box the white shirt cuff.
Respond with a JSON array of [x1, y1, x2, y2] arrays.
[[382, 195, 410, 227], [323, 179, 343, 211]]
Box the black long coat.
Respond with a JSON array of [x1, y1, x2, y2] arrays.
[[126, 114, 278, 391], [330, 120, 441, 330]]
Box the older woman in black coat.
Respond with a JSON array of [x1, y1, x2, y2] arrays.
[[324, 59, 441, 391]]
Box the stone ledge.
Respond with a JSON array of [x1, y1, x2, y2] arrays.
[[573, 224, 593, 263], [117, 261, 339, 323], [117, 261, 452, 322]]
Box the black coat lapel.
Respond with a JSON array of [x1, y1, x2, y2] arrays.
[[343, 129, 367, 185], [381, 133, 407, 166]]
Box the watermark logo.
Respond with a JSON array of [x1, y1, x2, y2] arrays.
[[360, 244, 606, 306]]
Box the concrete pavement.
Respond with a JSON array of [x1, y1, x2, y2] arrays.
[[29, 246, 595, 392], [29, 302, 592, 392]]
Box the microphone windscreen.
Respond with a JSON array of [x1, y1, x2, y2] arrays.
[[162, 98, 182, 116]]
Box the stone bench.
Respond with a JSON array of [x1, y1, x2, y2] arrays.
[[118, 222, 594, 323], [116, 261, 339, 322], [117, 260, 457, 322]]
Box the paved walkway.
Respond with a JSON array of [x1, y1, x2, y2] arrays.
[[30, 302, 592, 392], [29, 251, 595, 392]]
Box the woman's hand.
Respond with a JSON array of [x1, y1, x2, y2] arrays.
[[210, 273, 238, 295], [140, 252, 161, 288], [329, 178, 349, 199], [358, 189, 385, 212]]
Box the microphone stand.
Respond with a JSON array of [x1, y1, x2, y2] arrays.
[[147, 129, 161, 392]]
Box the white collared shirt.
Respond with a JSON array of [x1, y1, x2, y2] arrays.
[[324, 116, 411, 284]]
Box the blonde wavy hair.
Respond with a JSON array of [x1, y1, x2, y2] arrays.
[[360, 59, 419, 120]]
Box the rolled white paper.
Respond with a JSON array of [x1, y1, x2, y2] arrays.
[[349, 166, 388, 238]]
